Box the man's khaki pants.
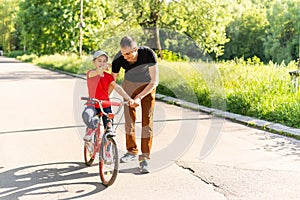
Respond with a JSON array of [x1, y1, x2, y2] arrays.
[[122, 80, 156, 159]]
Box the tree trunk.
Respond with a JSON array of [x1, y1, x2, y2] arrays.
[[154, 26, 163, 59]]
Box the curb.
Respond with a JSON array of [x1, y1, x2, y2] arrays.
[[155, 94, 300, 140], [42, 67, 300, 140]]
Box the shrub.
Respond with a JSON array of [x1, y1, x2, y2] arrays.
[[155, 49, 188, 62], [17, 54, 38, 62], [7, 50, 31, 58]]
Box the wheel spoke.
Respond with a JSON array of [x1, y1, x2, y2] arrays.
[[99, 138, 118, 186]]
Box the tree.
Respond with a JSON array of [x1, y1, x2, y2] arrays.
[[264, 0, 300, 63], [162, 0, 230, 58], [17, 0, 80, 54], [0, 0, 20, 52], [221, 8, 269, 61], [133, 0, 166, 58], [17, 0, 133, 55]]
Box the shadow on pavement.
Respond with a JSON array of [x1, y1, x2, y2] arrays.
[[0, 60, 21, 63], [0, 162, 107, 199], [257, 133, 300, 159], [119, 167, 141, 174], [0, 125, 85, 135], [0, 71, 73, 80]]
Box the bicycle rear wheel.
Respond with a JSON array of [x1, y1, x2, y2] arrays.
[[99, 137, 119, 186], [84, 141, 95, 166]]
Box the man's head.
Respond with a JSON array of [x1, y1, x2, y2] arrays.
[[120, 36, 138, 63]]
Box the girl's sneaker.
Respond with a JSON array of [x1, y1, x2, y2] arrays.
[[83, 128, 94, 141]]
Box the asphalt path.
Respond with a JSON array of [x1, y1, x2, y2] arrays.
[[0, 57, 299, 200]]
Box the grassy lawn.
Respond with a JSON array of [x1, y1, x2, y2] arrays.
[[17, 54, 300, 129]]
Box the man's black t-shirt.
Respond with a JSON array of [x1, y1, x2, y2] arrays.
[[112, 46, 157, 82]]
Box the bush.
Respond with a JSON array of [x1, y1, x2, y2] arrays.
[[17, 54, 38, 62], [155, 49, 188, 62], [7, 50, 31, 58]]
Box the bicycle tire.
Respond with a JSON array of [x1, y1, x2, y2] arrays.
[[99, 137, 119, 186], [84, 141, 95, 166]]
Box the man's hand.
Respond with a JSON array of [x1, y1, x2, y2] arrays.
[[128, 99, 135, 107], [130, 96, 141, 108]]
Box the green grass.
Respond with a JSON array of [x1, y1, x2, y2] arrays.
[[219, 60, 300, 128], [157, 59, 300, 128], [16, 54, 300, 129], [17, 53, 84, 74]]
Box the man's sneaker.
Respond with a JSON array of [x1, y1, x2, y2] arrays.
[[120, 153, 138, 163], [139, 159, 150, 174]]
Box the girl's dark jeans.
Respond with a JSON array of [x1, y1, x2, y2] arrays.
[[82, 106, 112, 130]]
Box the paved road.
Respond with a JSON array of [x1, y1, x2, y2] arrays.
[[0, 57, 299, 200]]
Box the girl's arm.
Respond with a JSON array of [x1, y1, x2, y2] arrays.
[[110, 81, 132, 101], [87, 68, 104, 78]]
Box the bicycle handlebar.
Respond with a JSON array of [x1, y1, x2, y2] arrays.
[[81, 97, 127, 116]]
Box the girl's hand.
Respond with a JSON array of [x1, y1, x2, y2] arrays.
[[131, 96, 141, 108], [95, 67, 103, 75], [105, 63, 112, 71]]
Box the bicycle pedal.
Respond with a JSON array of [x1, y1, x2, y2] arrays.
[[107, 134, 115, 138], [104, 171, 111, 176]]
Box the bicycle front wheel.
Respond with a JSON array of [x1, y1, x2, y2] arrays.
[[84, 141, 95, 166], [99, 137, 119, 186]]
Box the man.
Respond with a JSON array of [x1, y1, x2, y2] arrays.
[[112, 36, 158, 173]]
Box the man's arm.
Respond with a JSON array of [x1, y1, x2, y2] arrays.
[[112, 72, 119, 81], [135, 63, 158, 100]]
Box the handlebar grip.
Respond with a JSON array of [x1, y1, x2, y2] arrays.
[[81, 97, 90, 101], [102, 100, 122, 107]]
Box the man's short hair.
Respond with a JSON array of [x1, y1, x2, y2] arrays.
[[120, 36, 137, 49]]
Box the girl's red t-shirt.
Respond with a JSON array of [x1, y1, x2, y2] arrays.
[[86, 71, 114, 108]]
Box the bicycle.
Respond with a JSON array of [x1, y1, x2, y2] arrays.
[[81, 97, 126, 186]]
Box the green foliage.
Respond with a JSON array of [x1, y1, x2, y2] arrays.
[[17, 0, 80, 55], [0, 0, 20, 52], [218, 60, 300, 127], [264, 0, 300, 63], [156, 84, 176, 98], [7, 50, 28, 57], [11, 0, 232, 59], [156, 49, 188, 62], [163, 0, 230, 57], [18, 53, 83, 74], [246, 56, 264, 66], [2, 0, 299, 64], [222, 7, 269, 62], [16, 54, 37, 62], [158, 59, 300, 128]]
